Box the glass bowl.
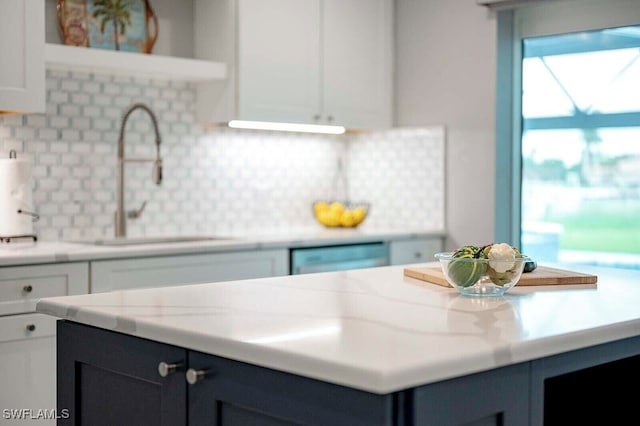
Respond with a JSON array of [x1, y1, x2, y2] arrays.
[[312, 201, 369, 228], [434, 252, 530, 297]]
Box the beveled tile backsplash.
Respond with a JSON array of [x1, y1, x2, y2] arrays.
[[0, 70, 444, 241]]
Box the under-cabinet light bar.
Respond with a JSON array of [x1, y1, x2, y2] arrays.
[[228, 120, 346, 135]]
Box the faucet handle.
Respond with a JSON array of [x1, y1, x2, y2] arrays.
[[127, 201, 148, 219]]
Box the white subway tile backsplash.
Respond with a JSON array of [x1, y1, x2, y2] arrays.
[[71, 116, 91, 130], [82, 81, 102, 94], [60, 104, 81, 117], [49, 91, 69, 104], [0, 71, 444, 240], [123, 85, 143, 97], [60, 79, 80, 92], [71, 93, 91, 105], [50, 141, 70, 153], [92, 94, 112, 106], [49, 116, 70, 128], [103, 83, 122, 95], [26, 115, 47, 128]]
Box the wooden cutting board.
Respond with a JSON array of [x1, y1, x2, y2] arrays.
[[404, 265, 598, 287]]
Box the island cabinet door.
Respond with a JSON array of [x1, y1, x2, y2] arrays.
[[57, 321, 188, 426], [411, 363, 530, 426], [187, 351, 397, 426]]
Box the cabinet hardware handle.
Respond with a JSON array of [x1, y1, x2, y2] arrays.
[[186, 368, 208, 385], [158, 361, 182, 377], [23, 285, 33, 293], [313, 114, 321, 121], [326, 115, 334, 123], [414, 252, 422, 259], [26, 324, 36, 332]]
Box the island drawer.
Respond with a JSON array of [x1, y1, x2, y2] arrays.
[[0, 263, 89, 316]]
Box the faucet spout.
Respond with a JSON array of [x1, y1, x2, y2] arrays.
[[115, 103, 163, 238]]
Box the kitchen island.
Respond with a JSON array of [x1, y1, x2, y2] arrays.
[[37, 264, 640, 425]]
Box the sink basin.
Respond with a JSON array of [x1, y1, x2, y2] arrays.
[[70, 236, 234, 246]]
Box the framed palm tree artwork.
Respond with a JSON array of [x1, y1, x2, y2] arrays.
[[57, 0, 158, 54]]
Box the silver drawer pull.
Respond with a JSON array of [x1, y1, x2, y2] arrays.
[[158, 361, 182, 377], [186, 368, 208, 385], [23, 285, 33, 293], [26, 324, 36, 332]]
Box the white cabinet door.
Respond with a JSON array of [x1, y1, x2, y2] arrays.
[[0, 0, 45, 114], [0, 314, 58, 425], [389, 238, 444, 265], [237, 0, 321, 124], [0, 262, 88, 423], [90, 249, 290, 293], [195, 0, 392, 129], [322, 0, 393, 129]]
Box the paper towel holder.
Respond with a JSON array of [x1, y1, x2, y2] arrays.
[[17, 209, 40, 222], [0, 151, 38, 244]]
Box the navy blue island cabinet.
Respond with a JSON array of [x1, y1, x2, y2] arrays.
[[56, 320, 640, 426]]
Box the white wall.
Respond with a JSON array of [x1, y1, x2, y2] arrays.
[[395, 0, 497, 249]]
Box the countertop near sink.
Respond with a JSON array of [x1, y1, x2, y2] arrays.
[[0, 227, 445, 267]]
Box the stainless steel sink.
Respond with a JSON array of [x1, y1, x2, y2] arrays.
[[69, 236, 234, 246]]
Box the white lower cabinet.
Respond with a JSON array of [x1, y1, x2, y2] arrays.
[[0, 314, 57, 425], [90, 249, 290, 293], [0, 263, 89, 425], [389, 237, 444, 265]]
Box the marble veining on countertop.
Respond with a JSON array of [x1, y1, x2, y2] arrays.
[[36, 263, 640, 394], [0, 227, 445, 266]]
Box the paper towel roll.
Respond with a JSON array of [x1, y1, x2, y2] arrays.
[[0, 155, 34, 236]]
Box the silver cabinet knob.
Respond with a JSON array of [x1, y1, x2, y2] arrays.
[[26, 324, 36, 332], [186, 368, 208, 385], [414, 252, 423, 259], [326, 115, 334, 123], [23, 285, 33, 293], [158, 361, 182, 377], [313, 114, 321, 121]]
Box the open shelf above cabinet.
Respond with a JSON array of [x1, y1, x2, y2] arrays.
[[44, 44, 227, 82]]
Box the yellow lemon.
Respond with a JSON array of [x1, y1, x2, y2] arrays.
[[317, 210, 339, 227], [352, 207, 366, 225], [340, 211, 356, 227], [329, 201, 345, 216], [314, 201, 330, 215], [317, 211, 332, 226], [326, 210, 342, 227]]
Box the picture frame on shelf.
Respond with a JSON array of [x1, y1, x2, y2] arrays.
[[57, 0, 158, 54]]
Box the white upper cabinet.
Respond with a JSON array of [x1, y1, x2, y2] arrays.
[[237, 0, 321, 124], [0, 0, 45, 114], [195, 0, 393, 130], [322, 0, 393, 129]]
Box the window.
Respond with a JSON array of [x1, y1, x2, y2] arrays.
[[520, 27, 640, 269], [495, 0, 640, 270]]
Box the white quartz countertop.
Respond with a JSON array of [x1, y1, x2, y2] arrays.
[[36, 262, 640, 394], [0, 228, 443, 266]]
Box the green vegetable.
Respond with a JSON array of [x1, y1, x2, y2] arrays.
[[448, 246, 487, 287]]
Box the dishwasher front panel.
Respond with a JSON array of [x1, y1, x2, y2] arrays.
[[290, 242, 389, 274]]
